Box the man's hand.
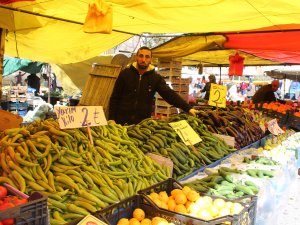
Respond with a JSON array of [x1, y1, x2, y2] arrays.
[[189, 108, 198, 117]]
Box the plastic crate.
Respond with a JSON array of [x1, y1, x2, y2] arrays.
[[286, 113, 300, 131], [138, 178, 257, 225], [0, 186, 48, 225], [96, 194, 211, 225]]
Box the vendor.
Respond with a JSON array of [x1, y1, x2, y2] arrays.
[[252, 80, 292, 104], [108, 46, 198, 125], [27, 73, 40, 96]]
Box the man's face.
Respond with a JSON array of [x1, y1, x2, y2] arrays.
[[136, 49, 152, 70], [271, 82, 279, 91]]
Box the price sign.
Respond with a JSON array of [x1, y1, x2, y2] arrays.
[[169, 120, 202, 145], [54, 106, 107, 129], [208, 83, 227, 108], [267, 119, 284, 135]]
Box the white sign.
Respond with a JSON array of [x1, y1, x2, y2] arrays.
[[54, 106, 107, 129], [267, 119, 284, 135], [168, 120, 202, 145]]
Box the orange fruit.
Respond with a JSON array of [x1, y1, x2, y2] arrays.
[[117, 218, 130, 225], [133, 208, 145, 221], [174, 192, 187, 205], [186, 190, 200, 202], [129, 218, 140, 225], [151, 217, 168, 225], [168, 195, 174, 201], [149, 192, 159, 200], [158, 191, 169, 203], [140, 218, 152, 225], [174, 204, 187, 214], [185, 200, 192, 210], [171, 188, 183, 198], [160, 201, 168, 210], [152, 198, 162, 208], [167, 198, 176, 211], [182, 186, 192, 195]]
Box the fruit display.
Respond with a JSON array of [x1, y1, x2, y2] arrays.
[[0, 185, 28, 225], [0, 119, 170, 224], [142, 180, 254, 224], [195, 106, 265, 149], [127, 114, 237, 180], [116, 208, 175, 225]]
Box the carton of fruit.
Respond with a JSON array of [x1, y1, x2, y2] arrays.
[[138, 178, 257, 225], [0, 184, 48, 225]]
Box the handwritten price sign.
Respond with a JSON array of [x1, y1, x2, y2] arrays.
[[208, 83, 227, 108], [54, 106, 107, 129], [169, 120, 202, 145], [267, 119, 284, 135]]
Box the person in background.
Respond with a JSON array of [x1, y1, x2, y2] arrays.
[[27, 73, 40, 96], [240, 82, 248, 96], [247, 80, 256, 99], [201, 74, 216, 100], [15, 71, 26, 85], [252, 80, 292, 104], [108, 46, 198, 125]]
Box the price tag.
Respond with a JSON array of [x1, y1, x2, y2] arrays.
[[267, 119, 284, 135], [54, 106, 107, 129], [169, 120, 202, 145], [76, 215, 107, 225], [208, 83, 227, 108]]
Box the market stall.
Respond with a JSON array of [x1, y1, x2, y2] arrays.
[[1, 2, 300, 225], [0, 102, 299, 225]]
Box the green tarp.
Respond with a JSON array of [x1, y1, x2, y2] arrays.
[[3, 56, 45, 76]]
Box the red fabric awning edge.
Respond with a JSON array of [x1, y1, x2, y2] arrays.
[[224, 31, 300, 64]]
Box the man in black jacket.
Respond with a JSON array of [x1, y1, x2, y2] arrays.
[[109, 46, 197, 125], [252, 80, 293, 105]]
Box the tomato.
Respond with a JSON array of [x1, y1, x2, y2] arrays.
[[0, 202, 14, 211], [0, 187, 7, 198], [0, 221, 3, 225], [14, 198, 27, 206], [1, 218, 14, 225]]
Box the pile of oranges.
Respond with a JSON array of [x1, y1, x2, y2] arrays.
[[146, 186, 245, 221], [117, 208, 174, 225]]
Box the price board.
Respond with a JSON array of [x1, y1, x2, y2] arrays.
[[54, 106, 107, 129], [208, 83, 227, 108], [169, 120, 202, 145], [267, 119, 285, 135]]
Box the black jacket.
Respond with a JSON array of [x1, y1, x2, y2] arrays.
[[109, 63, 192, 125], [252, 84, 276, 103]]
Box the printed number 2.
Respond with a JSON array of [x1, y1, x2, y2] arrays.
[[81, 107, 91, 126]]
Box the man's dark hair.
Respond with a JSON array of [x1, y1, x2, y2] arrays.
[[137, 46, 152, 57]]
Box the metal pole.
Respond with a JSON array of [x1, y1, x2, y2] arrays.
[[219, 66, 222, 83], [284, 78, 286, 99], [47, 64, 51, 104]]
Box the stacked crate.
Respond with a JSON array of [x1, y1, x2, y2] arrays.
[[154, 58, 189, 120], [1, 85, 28, 112]]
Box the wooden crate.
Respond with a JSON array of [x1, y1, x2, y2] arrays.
[[79, 64, 122, 117], [155, 105, 179, 114], [159, 68, 182, 77], [155, 98, 172, 107], [171, 84, 189, 92], [158, 58, 182, 69]]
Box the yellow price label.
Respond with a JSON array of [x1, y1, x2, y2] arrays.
[[208, 83, 227, 108]]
